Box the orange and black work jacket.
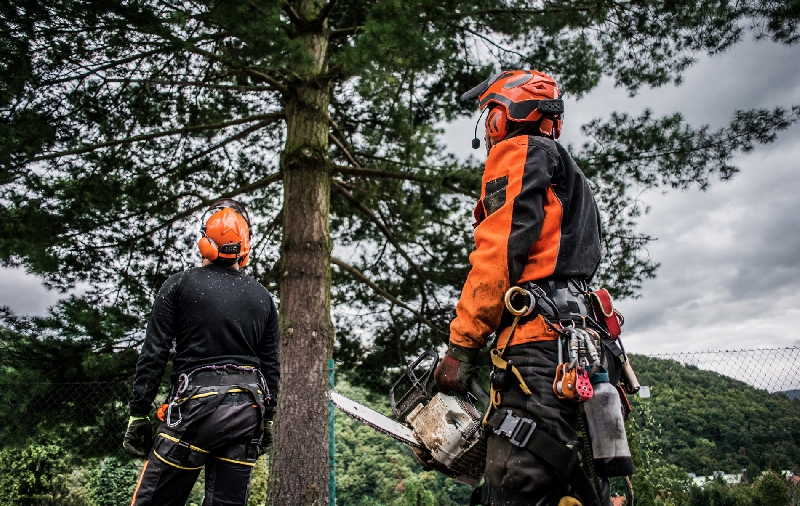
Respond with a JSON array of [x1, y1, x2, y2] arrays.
[[450, 135, 602, 350]]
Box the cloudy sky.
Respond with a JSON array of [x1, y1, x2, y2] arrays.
[[1, 35, 798, 363]]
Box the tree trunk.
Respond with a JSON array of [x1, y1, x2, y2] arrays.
[[267, 2, 333, 505]]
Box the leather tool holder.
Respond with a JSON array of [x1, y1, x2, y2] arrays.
[[589, 288, 623, 339]]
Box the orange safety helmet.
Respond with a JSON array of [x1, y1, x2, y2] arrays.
[[197, 198, 252, 267], [461, 70, 564, 142]]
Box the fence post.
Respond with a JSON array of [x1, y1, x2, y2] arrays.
[[328, 358, 336, 506]]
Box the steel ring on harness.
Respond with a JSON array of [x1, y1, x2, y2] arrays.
[[176, 373, 190, 396], [504, 286, 535, 317]]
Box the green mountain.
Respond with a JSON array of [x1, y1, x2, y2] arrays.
[[629, 354, 800, 476]]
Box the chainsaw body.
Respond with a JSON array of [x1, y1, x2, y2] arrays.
[[389, 351, 488, 485]]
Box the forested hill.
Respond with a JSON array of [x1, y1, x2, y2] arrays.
[[630, 355, 800, 476]]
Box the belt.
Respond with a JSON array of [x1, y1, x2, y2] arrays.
[[497, 278, 593, 333], [189, 368, 260, 388]]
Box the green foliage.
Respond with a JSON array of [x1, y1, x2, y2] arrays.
[[0, 444, 89, 506], [248, 455, 269, 506], [334, 382, 472, 506], [87, 456, 140, 506], [630, 355, 800, 476]]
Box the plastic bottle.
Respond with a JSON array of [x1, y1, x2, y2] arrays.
[[583, 381, 635, 477]]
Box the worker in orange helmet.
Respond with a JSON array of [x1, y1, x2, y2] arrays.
[[435, 71, 614, 506], [124, 198, 279, 506]]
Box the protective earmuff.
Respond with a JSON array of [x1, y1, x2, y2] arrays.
[[197, 235, 221, 261], [485, 107, 508, 143]]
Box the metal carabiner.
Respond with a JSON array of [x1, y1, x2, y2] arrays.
[[165, 402, 182, 428], [504, 286, 536, 317], [176, 373, 190, 396]]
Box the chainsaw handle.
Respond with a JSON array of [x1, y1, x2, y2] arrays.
[[468, 376, 490, 409]]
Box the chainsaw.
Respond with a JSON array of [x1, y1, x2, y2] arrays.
[[328, 351, 490, 485]]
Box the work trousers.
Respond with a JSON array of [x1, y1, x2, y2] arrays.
[[483, 341, 611, 506], [131, 391, 262, 506]]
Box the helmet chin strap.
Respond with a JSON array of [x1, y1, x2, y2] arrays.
[[471, 108, 488, 149]]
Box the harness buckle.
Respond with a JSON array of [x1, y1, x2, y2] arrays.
[[493, 410, 536, 448]]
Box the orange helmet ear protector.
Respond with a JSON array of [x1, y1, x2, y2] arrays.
[[485, 106, 508, 143], [463, 69, 565, 147], [197, 198, 252, 267]]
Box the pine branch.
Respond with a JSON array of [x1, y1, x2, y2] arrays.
[[282, 1, 302, 24], [77, 172, 283, 250], [333, 165, 478, 198], [329, 133, 363, 169], [331, 180, 430, 312], [331, 256, 444, 335], [39, 49, 167, 86], [25, 113, 283, 164], [463, 6, 595, 17], [319, 0, 339, 22], [330, 26, 363, 38], [104, 78, 275, 93], [243, 68, 290, 95], [177, 43, 289, 95], [455, 24, 528, 60]]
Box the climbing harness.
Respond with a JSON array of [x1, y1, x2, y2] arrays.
[[153, 364, 271, 468], [164, 364, 269, 429]]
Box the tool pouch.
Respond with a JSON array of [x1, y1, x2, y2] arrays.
[[589, 288, 623, 339]]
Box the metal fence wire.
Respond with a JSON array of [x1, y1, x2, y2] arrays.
[[0, 347, 798, 505]]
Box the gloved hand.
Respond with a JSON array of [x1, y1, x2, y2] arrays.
[[259, 406, 275, 456], [434, 342, 479, 395], [123, 416, 153, 458], [260, 421, 274, 455]]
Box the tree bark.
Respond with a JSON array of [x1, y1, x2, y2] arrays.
[[267, 1, 333, 505]]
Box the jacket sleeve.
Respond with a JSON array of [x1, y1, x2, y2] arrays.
[[450, 137, 558, 349], [129, 275, 180, 416], [258, 294, 280, 407]]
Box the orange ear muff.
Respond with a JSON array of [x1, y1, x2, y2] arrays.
[[238, 254, 249, 268], [197, 235, 219, 261], [539, 118, 554, 138], [485, 107, 508, 142]]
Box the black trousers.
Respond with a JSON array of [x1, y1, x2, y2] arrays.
[[131, 391, 261, 506], [484, 341, 611, 506]]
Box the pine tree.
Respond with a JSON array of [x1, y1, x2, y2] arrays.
[[1, 0, 798, 503]]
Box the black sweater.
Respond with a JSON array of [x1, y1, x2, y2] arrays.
[[129, 264, 280, 416]]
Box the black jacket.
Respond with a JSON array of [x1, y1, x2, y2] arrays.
[[129, 264, 280, 416]]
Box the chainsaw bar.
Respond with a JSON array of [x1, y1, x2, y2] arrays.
[[328, 390, 422, 448]]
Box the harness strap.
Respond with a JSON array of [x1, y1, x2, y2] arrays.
[[486, 409, 602, 506], [489, 351, 532, 395]]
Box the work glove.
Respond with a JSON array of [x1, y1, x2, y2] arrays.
[[260, 421, 274, 455], [259, 406, 275, 456], [434, 342, 479, 395], [123, 416, 153, 458]]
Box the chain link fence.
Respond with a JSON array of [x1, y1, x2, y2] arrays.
[[0, 347, 798, 505]]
